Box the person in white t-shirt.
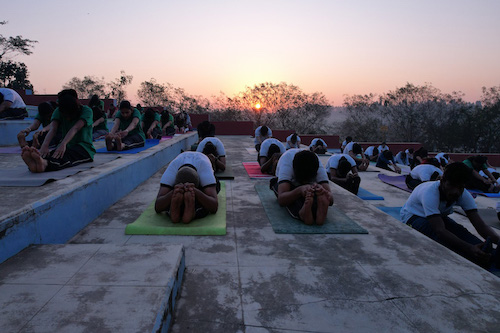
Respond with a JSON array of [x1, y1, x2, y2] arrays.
[[434, 152, 450, 168], [364, 146, 379, 162], [394, 151, 410, 166], [155, 152, 218, 224], [286, 133, 301, 149], [378, 142, 389, 152], [254, 125, 272, 152], [196, 137, 226, 172], [326, 154, 361, 195], [401, 162, 500, 269], [0, 88, 28, 119], [309, 138, 327, 154], [271, 149, 333, 225], [340, 136, 352, 151], [259, 138, 286, 175], [343, 142, 369, 171], [405, 158, 443, 190]]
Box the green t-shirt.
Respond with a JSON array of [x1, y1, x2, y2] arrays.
[[463, 158, 487, 171], [35, 112, 51, 127], [141, 112, 162, 132], [115, 108, 146, 140], [51, 105, 96, 159], [161, 112, 174, 129]]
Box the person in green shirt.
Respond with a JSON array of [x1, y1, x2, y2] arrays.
[[141, 108, 162, 139], [161, 107, 175, 136], [17, 101, 57, 148], [92, 106, 109, 140], [463, 155, 499, 193], [105, 100, 145, 151], [20, 89, 95, 173]]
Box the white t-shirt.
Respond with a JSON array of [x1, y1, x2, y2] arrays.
[[0, 88, 26, 108], [196, 137, 226, 156], [286, 134, 301, 149], [343, 141, 362, 155], [394, 151, 409, 165], [325, 154, 356, 171], [400, 181, 477, 223], [434, 153, 448, 165], [254, 126, 272, 145], [309, 138, 327, 149], [276, 149, 329, 184], [364, 146, 377, 157], [160, 152, 216, 188], [378, 144, 389, 152], [409, 164, 443, 181], [259, 138, 286, 157]]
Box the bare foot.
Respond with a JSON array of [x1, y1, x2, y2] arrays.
[[105, 135, 115, 151], [315, 192, 330, 225], [170, 186, 184, 223], [115, 135, 123, 151], [18, 132, 28, 148], [22, 146, 37, 172], [182, 186, 196, 224], [299, 190, 314, 225], [30, 147, 47, 173]]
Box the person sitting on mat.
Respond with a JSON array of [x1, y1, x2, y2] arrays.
[[405, 158, 443, 190], [286, 133, 301, 150], [376, 150, 402, 174], [340, 136, 352, 151], [105, 100, 146, 151], [259, 138, 286, 175], [401, 162, 500, 270], [18, 102, 58, 149], [378, 141, 389, 153], [161, 107, 176, 136], [91, 104, 109, 141], [155, 151, 219, 224], [326, 153, 361, 195], [271, 149, 333, 225], [20, 89, 95, 173], [364, 146, 379, 162], [141, 108, 162, 139], [309, 138, 327, 154], [411, 147, 428, 169], [0, 88, 28, 120], [463, 155, 500, 193], [344, 142, 369, 171], [197, 136, 226, 172], [434, 152, 450, 168], [394, 150, 410, 166], [254, 125, 272, 152]]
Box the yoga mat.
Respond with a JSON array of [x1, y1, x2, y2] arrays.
[[378, 174, 412, 193], [96, 139, 159, 154], [0, 154, 119, 187], [160, 136, 173, 142], [357, 187, 384, 200], [454, 207, 500, 230], [0, 146, 22, 154], [125, 181, 226, 235], [242, 162, 274, 179], [215, 164, 235, 180], [246, 147, 258, 155], [467, 189, 500, 198], [376, 206, 403, 221], [254, 183, 368, 234]]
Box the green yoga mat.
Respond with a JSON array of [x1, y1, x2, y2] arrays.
[[215, 164, 235, 180], [125, 182, 226, 235], [255, 183, 368, 234]]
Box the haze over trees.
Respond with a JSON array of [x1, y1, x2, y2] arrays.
[[63, 71, 133, 103]]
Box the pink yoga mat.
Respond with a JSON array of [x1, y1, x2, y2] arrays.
[[242, 162, 274, 179], [160, 136, 173, 142]]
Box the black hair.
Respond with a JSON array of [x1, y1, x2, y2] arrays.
[[260, 126, 269, 136], [293, 150, 319, 184], [423, 157, 440, 168], [408, 148, 414, 154], [415, 147, 428, 158], [144, 108, 156, 122], [337, 157, 351, 178], [473, 155, 488, 165], [0, 92, 4, 104], [58, 89, 78, 99], [209, 124, 216, 137], [400, 152, 407, 160], [202, 141, 217, 156], [291, 133, 298, 144], [352, 143, 362, 155], [442, 162, 472, 185], [443, 154, 449, 160], [346, 136, 352, 142], [37, 102, 54, 119], [373, 147, 379, 155], [315, 139, 324, 146], [92, 106, 104, 121], [382, 150, 393, 160], [57, 89, 80, 118], [267, 144, 281, 159], [89, 94, 100, 108], [197, 121, 212, 139], [120, 100, 132, 110]]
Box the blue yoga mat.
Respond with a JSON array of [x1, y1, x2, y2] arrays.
[[96, 139, 159, 154], [467, 189, 500, 198], [357, 187, 384, 200], [376, 206, 403, 221]]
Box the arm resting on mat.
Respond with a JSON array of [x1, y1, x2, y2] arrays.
[[155, 185, 174, 213], [194, 185, 218, 213]]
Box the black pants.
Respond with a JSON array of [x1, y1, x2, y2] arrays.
[[405, 174, 422, 190], [333, 176, 361, 195], [465, 177, 491, 193], [122, 133, 145, 150], [45, 144, 93, 172], [0, 107, 28, 120]]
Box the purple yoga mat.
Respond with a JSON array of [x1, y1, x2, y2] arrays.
[[0, 146, 22, 154], [378, 174, 412, 193]]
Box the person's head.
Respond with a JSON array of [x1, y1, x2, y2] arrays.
[[293, 150, 319, 184], [175, 165, 200, 187], [471, 155, 487, 169], [144, 108, 156, 122], [337, 157, 352, 178], [260, 126, 269, 137], [352, 143, 362, 155], [315, 139, 324, 147], [423, 157, 440, 168], [92, 106, 104, 121], [408, 148, 414, 154], [267, 143, 282, 159], [440, 162, 473, 202], [382, 150, 393, 159], [345, 136, 352, 143], [381, 141, 386, 146], [416, 147, 428, 158], [197, 120, 212, 139], [89, 94, 99, 107], [119, 100, 133, 119], [57, 89, 80, 120], [400, 151, 407, 160], [136, 103, 142, 110], [372, 147, 379, 156], [290, 133, 298, 144], [202, 141, 217, 156], [37, 102, 54, 122]]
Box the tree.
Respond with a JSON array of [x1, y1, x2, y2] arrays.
[[0, 21, 37, 90], [107, 71, 133, 104], [63, 76, 106, 99]]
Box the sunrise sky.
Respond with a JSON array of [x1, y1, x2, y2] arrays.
[[2, 0, 500, 105]]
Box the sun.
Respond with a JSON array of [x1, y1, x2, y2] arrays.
[[255, 103, 261, 109]]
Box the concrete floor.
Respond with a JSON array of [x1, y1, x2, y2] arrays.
[[1, 135, 500, 332]]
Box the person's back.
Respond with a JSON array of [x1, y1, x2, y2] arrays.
[[197, 137, 226, 171], [0, 88, 28, 119], [326, 154, 360, 194]]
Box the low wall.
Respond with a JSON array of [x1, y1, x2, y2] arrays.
[[0, 120, 35, 146], [272, 130, 295, 142], [429, 153, 500, 167], [299, 135, 341, 148], [189, 114, 210, 129], [357, 142, 423, 153], [212, 121, 254, 135]]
